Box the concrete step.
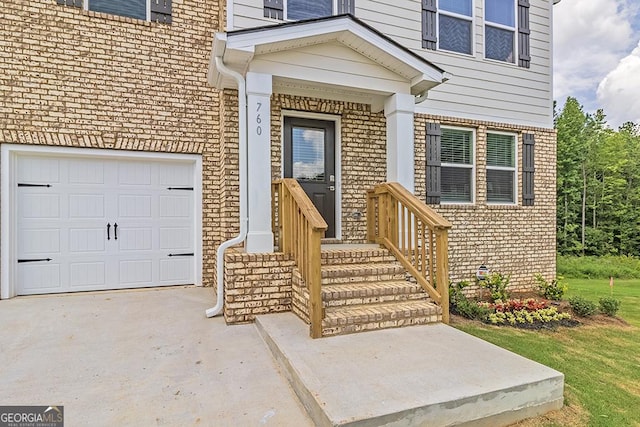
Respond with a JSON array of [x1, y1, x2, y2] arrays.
[[322, 280, 427, 307], [321, 263, 406, 285], [322, 300, 441, 337], [256, 312, 565, 427]]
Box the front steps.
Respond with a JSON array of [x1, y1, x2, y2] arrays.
[[292, 245, 442, 337]]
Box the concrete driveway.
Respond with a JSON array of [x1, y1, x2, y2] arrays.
[[0, 286, 312, 426]]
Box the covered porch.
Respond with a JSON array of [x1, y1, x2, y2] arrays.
[[207, 15, 453, 337]]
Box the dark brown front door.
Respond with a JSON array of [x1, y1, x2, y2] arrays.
[[284, 117, 336, 238]]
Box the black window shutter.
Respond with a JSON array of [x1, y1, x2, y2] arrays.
[[522, 133, 535, 206], [422, 0, 437, 50], [337, 0, 355, 15], [426, 123, 442, 204], [151, 0, 172, 23], [518, 0, 531, 68], [264, 0, 284, 19]]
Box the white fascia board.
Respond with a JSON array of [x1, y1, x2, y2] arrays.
[[225, 16, 446, 89], [339, 20, 445, 84]]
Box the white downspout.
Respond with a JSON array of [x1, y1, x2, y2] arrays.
[[206, 56, 248, 318]]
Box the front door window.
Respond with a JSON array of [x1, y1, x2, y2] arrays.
[[292, 127, 325, 182]]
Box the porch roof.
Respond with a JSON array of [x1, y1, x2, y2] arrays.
[[207, 15, 449, 110]]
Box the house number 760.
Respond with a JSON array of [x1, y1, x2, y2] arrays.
[[256, 102, 262, 136]]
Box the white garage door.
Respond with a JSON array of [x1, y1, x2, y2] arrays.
[[16, 154, 196, 295]]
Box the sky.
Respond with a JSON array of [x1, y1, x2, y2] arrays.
[[553, 0, 640, 128]]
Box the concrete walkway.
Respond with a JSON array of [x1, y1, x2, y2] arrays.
[[0, 287, 312, 426], [257, 313, 564, 427]]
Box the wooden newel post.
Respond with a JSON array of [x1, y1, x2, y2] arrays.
[[309, 229, 323, 339], [366, 190, 375, 243], [435, 228, 450, 324]]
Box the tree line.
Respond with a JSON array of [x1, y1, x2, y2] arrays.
[[556, 97, 640, 256]]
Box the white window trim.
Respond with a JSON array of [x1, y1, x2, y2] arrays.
[[1, 144, 203, 299], [285, 0, 338, 21], [82, 0, 152, 21], [440, 126, 476, 205], [483, 0, 518, 64], [486, 130, 518, 205], [437, 0, 475, 57]]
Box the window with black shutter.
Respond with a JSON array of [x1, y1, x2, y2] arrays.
[[426, 123, 442, 204], [522, 133, 535, 206], [422, 0, 530, 67]]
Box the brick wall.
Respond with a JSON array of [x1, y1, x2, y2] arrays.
[[220, 93, 556, 300], [270, 95, 387, 242], [223, 249, 296, 323], [1, 0, 223, 286], [415, 115, 557, 293]]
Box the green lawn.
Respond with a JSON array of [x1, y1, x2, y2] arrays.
[[454, 278, 640, 427]]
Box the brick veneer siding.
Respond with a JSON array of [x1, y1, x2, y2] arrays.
[[1, 0, 223, 287], [218, 94, 556, 314], [223, 249, 296, 323], [415, 115, 557, 294]]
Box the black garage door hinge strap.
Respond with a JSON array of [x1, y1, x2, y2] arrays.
[[167, 187, 193, 191], [168, 253, 194, 257], [18, 183, 52, 188], [18, 258, 52, 263]]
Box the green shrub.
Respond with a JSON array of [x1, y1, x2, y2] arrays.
[[449, 281, 491, 320], [534, 273, 568, 301], [486, 307, 571, 325], [599, 297, 621, 316], [569, 296, 597, 317], [479, 272, 510, 302]]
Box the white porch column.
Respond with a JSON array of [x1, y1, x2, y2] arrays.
[[245, 72, 274, 253], [384, 93, 415, 192]]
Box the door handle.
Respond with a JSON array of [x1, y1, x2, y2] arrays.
[[327, 186, 335, 191], [114, 223, 118, 240], [107, 223, 111, 240]]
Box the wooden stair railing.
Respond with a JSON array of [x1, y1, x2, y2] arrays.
[[367, 182, 453, 323], [273, 179, 328, 338]]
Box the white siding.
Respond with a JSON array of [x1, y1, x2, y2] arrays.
[[230, 0, 554, 128], [249, 43, 411, 94]]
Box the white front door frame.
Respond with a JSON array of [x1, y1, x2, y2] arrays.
[[1, 144, 203, 299], [281, 110, 342, 241]]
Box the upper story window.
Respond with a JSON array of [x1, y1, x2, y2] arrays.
[[438, 0, 473, 55], [288, 0, 332, 20], [485, 0, 516, 63], [441, 127, 475, 203], [264, 0, 354, 21], [422, 0, 531, 68], [56, 0, 172, 23], [486, 132, 516, 204]]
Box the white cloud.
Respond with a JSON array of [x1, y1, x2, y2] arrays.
[[553, 0, 636, 107], [596, 40, 640, 127]]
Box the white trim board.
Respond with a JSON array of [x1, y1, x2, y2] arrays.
[[1, 144, 203, 299]]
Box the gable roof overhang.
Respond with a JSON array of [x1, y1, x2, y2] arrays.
[[207, 15, 449, 110]]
